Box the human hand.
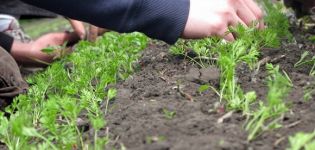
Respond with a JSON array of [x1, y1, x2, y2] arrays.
[[182, 0, 264, 41], [68, 19, 86, 39], [87, 25, 110, 42]]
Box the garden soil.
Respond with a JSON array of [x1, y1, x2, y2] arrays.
[[88, 27, 315, 150]]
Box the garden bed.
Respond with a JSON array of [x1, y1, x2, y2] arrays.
[[1, 1, 315, 150], [92, 27, 315, 149]]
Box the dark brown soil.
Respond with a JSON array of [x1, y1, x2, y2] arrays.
[[92, 29, 315, 150]]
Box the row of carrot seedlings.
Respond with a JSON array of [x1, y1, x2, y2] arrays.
[[0, 32, 148, 149]]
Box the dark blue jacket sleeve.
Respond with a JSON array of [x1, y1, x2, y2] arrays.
[[21, 0, 190, 44]]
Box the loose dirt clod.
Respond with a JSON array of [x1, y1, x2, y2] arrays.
[[185, 66, 220, 85], [199, 67, 220, 84]]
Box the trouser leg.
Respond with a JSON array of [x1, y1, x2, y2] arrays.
[[0, 46, 28, 109]]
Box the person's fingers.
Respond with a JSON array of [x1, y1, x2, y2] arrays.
[[235, 2, 257, 26], [223, 33, 235, 41], [229, 12, 248, 28], [242, 0, 265, 29], [217, 26, 235, 41], [216, 13, 245, 41], [243, 0, 263, 19], [182, 0, 265, 40], [69, 19, 86, 39], [227, 13, 247, 39], [258, 20, 265, 29]]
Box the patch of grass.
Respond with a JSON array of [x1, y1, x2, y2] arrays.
[[0, 32, 148, 149]]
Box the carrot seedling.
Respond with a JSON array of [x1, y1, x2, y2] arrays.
[[246, 64, 292, 141], [163, 109, 176, 120], [287, 130, 315, 150]]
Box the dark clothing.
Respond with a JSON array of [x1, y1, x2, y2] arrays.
[[284, 0, 315, 17], [0, 32, 13, 52], [0, 0, 57, 18], [0, 46, 28, 110], [21, 0, 190, 44]]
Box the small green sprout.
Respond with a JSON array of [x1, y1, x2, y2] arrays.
[[162, 109, 176, 120], [105, 88, 117, 115], [295, 51, 311, 67], [294, 51, 315, 76], [219, 139, 225, 146], [198, 84, 210, 93]]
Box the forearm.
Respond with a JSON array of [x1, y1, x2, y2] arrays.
[[21, 0, 190, 44]]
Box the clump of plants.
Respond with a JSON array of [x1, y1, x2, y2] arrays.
[[287, 130, 315, 150], [170, 0, 292, 141], [0, 32, 148, 149]]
